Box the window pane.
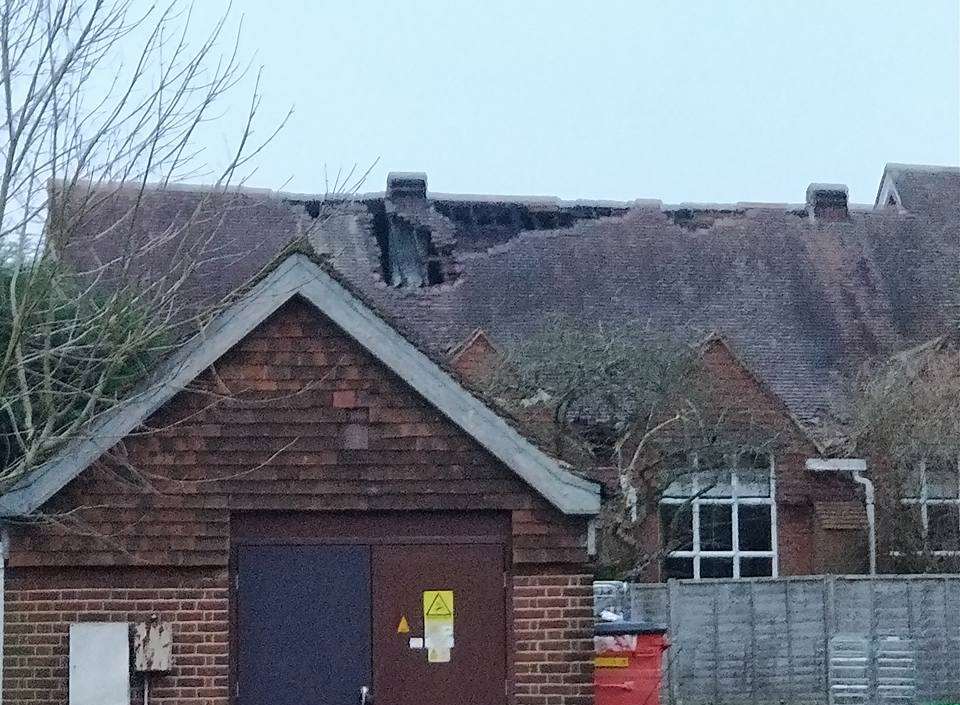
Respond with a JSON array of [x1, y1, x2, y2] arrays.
[[699, 504, 733, 550], [660, 504, 694, 552], [740, 557, 773, 577], [739, 505, 773, 551], [900, 504, 926, 551], [903, 469, 923, 499], [927, 505, 960, 552], [739, 451, 771, 471], [701, 558, 733, 578], [663, 473, 695, 498], [737, 468, 771, 498], [926, 461, 958, 499], [701, 469, 732, 498], [663, 557, 693, 580]]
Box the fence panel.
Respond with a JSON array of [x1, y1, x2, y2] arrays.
[[596, 575, 960, 704]]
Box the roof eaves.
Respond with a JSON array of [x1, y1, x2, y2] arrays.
[[0, 253, 600, 518], [697, 334, 829, 455]]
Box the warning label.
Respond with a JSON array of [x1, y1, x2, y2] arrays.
[[424, 591, 453, 617], [423, 590, 455, 663]]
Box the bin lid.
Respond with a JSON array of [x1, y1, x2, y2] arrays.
[[594, 621, 668, 636]]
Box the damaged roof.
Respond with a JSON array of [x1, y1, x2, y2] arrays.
[[54, 164, 960, 446], [0, 251, 601, 517]]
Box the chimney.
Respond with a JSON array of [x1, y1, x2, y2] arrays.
[[387, 171, 427, 201], [806, 183, 848, 222]]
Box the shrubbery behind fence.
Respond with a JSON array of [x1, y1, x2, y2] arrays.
[[595, 575, 960, 704]]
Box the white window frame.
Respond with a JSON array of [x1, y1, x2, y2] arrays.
[[660, 455, 778, 579], [901, 456, 960, 557]]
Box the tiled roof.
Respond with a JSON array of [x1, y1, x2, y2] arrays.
[[54, 166, 960, 446], [877, 163, 960, 212]]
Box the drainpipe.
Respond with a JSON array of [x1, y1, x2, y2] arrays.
[[805, 458, 875, 575], [0, 526, 9, 704], [852, 470, 877, 576]]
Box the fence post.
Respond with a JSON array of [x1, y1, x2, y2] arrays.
[[823, 575, 834, 700], [749, 580, 758, 705], [868, 578, 878, 703], [668, 579, 680, 703]]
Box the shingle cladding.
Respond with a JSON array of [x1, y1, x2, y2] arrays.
[[57, 167, 960, 446]]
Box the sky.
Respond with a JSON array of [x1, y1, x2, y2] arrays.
[[181, 0, 959, 205]]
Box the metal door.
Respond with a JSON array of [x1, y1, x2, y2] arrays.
[[372, 543, 507, 705], [236, 545, 372, 705]]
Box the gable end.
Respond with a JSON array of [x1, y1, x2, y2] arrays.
[[0, 254, 599, 518]]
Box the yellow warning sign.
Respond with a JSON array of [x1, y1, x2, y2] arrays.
[[424, 591, 453, 617], [423, 590, 454, 663], [396, 615, 410, 634], [594, 656, 630, 668]]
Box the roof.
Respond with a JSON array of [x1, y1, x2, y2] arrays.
[[875, 163, 960, 212], [0, 252, 601, 517], [52, 164, 960, 447]]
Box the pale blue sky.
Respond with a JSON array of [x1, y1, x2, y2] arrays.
[[188, 1, 959, 204]]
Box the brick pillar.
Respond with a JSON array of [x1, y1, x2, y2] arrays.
[[513, 573, 594, 705]]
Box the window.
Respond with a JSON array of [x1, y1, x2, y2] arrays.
[[902, 456, 960, 555], [660, 453, 777, 579]]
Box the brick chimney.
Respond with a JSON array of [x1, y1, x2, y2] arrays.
[[806, 183, 848, 222], [387, 171, 427, 201]]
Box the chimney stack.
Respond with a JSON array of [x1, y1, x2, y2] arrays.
[[387, 171, 427, 201], [806, 183, 848, 222]]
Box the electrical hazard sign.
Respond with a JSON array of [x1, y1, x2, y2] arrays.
[[422, 590, 454, 663], [424, 591, 453, 617]]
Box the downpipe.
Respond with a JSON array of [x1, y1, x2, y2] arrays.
[[852, 470, 876, 575]]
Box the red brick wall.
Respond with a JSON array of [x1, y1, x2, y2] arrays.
[[513, 573, 594, 705], [4, 567, 596, 705], [4, 298, 596, 704], [10, 299, 588, 569], [699, 340, 865, 576], [4, 568, 229, 704]]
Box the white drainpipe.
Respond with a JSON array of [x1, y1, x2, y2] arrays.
[[805, 458, 875, 575], [0, 526, 9, 704], [852, 470, 877, 576]]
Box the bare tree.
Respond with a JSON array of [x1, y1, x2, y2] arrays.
[[486, 316, 777, 580], [0, 0, 366, 489], [853, 333, 960, 572]]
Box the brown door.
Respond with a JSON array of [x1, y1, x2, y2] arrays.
[[372, 543, 507, 705]]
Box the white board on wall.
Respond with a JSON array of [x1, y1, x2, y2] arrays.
[[69, 623, 130, 705]]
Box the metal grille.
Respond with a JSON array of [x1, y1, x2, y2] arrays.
[[828, 635, 869, 704], [876, 636, 917, 703]]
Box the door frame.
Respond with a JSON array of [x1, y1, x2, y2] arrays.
[[228, 511, 513, 705]]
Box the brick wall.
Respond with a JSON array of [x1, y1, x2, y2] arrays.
[[4, 567, 598, 705], [513, 573, 594, 705], [4, 298, 596, 704], [699, 340, 865, 576], [3, 568, 229, 704], [10, 299, 588, 569]]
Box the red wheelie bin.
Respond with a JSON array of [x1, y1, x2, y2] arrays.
[[594, 621, 669, 705]]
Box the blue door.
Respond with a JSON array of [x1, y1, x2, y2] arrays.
[[236, 545, 372, 704]]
